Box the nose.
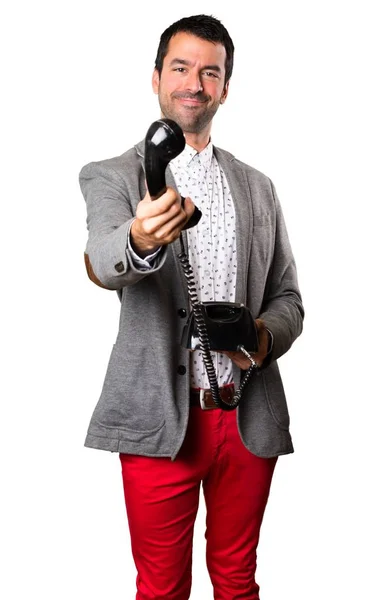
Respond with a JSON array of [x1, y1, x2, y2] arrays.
[[185, 71, 203, 94]]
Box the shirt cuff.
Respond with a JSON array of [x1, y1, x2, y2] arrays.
[[126, 220, 163, 271]]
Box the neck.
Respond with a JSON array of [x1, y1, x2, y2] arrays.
[[184, 130, 211, 153]]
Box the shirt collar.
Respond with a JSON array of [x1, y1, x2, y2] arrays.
[[170, 139, 214, 170]]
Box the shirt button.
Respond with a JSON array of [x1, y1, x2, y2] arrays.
[[205, 270, 210, 277], [178, 308, 187, 318], [177, 365, 186, 375]]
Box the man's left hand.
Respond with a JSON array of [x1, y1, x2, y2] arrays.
[[222, 319, 270, 370]]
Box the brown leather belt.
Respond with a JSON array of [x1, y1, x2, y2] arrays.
[[190, 385, 235, 410]]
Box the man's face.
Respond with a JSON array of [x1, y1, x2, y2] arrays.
[[152, 32, 229, 135]]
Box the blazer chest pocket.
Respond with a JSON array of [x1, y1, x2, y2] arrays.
[[253, 212, 271, 228]]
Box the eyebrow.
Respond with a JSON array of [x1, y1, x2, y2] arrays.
[[169, 58, 221, 72]]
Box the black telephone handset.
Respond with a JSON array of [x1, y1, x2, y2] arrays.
[[144, 119, 258, 410], [144, 118, 202, 228]]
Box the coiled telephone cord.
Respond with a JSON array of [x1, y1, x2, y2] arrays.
[[178, 234, 257, 410]]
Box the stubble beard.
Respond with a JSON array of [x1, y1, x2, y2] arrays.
[[158, 91, 221, 134]]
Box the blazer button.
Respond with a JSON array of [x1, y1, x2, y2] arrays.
[[177, 365, 186, 375], [178, 308, 187, 318], [114, 261, 124, 273]]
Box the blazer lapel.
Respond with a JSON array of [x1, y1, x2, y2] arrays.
[[213, 147, 253, 305]]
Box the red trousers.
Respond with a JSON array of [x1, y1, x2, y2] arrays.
[[120, 404, 277, 600]]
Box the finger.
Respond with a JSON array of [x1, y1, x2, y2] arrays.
[[220, 350, 252, 370], [137, 194, 182, 224], [182, 197, 198, 227], [137, 202, 186, 238], [182, 196, 196, 217], [148, 210, 189, 242]]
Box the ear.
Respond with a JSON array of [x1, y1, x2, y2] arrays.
[[152, 69, 160, 95], [220, 80, 230, 105]]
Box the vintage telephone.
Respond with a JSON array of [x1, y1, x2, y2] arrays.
[[144, 118, 259, 410]]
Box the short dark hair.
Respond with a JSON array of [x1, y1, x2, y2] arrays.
[[154, 14, 234, 85]]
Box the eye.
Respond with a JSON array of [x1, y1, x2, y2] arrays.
[[203, 71, 219, 79], [174, 67, 187, 73]]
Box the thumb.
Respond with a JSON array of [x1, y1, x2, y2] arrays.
[[183, 196, 196, 217]]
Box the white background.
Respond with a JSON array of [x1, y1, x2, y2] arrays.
[[1, 1, 380, 598]]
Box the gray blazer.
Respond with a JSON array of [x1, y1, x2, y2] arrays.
[[79, 140, 304, 459]]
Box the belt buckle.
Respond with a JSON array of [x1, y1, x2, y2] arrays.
[[200, 389, 216, 410]]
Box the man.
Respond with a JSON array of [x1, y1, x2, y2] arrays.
[[79, 14, 304, 600]]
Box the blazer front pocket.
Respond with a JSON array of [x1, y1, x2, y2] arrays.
[[94, 344, 165, 433]]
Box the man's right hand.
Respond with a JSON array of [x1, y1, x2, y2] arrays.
[[130, 187, 195, 257]]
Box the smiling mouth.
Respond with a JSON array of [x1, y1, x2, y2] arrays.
[[173, 92, 208, 103], [176, 98, 206, 107]]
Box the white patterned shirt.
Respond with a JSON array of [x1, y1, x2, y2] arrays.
[[128, 141, 238, 389], [169, 142, 237, 389]]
